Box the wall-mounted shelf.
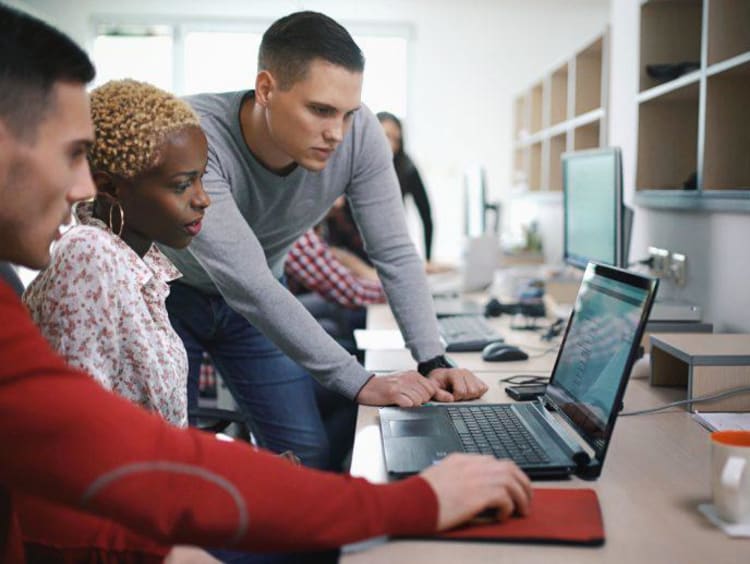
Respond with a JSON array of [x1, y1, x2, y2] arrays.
[[512, 29, 609, 194], [636, 81, 699, 190], [636, 0, 750, 211], [639, 0, 702, 93], [575, 37, 604, 116]]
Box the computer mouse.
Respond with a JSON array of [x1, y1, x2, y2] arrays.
[[481, 342, 529, 362]]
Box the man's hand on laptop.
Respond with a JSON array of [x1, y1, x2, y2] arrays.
[[426, 367, 489, 401], [420, 453, 532, 529], [356, 371, 454, 406]]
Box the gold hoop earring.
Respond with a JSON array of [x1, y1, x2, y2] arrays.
[[108, 201, 125, 237]]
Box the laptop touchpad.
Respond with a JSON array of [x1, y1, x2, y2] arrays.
[[389, 419, 439, 437]]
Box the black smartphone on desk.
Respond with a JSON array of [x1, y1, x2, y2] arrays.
[[505, 384, 547, 401]]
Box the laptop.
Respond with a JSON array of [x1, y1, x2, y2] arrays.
[[380, 262, 658, 480]]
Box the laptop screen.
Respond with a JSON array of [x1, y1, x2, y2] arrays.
[[545, 263, 656, 457]]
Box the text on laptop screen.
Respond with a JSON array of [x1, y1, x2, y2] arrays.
[[545, 267, 649, 452]]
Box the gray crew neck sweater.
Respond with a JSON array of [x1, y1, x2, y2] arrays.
[[160, 91, 444, 399]]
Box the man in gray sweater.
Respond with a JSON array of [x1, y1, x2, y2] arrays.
[[163, 11, 488, 470]]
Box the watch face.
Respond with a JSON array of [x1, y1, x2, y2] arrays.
[[419, 355, 450, 375]]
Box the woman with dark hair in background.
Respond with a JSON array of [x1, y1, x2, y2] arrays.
[[377, 111, 434, 261], [325, 113, 452, 273]]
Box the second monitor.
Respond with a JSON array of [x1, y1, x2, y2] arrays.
[[562, 147, 632, 269]]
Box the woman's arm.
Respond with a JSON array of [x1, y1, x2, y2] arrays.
[[23, 228, 121, 389]]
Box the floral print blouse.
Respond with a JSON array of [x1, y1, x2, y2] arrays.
[[24, 202, 188, 427]]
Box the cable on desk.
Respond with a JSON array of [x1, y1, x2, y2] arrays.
[[499, 374, 549, 386], [526, 346, 558, 359], [540, 318, 566, 341], [620, 386, 750, 416]]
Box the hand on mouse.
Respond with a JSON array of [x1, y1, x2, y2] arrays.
[[420, 453, 532, 530]]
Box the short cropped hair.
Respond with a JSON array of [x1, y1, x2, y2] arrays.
[[0, 4, 95, 141], [88, 79, 200, 179], [259, 11, 365, 90]]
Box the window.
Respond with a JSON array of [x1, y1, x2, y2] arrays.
[[89, 20, 410, 118], [182, 31, 262, 95], [91, 25, 173, 91], [354, 35, 408, 117]]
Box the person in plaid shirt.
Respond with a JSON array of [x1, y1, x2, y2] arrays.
[[285, 228, 385, 309], [285, 227, 385, 359]]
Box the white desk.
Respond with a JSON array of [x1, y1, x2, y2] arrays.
[[363, 304, 559, 374], [342, 309, 745, 563]]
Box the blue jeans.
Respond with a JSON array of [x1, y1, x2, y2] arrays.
[[165, 281, 356, 472]]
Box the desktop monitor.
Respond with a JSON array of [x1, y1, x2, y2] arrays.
[[463, 165, 500, 237], [459, 165, 500, 291], [563, 147, 632, 269], [463, 165, 487, 238]]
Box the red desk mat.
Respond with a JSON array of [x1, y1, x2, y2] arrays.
[[421, 488, 604, 546]]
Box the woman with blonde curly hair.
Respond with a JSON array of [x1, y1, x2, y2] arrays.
[[24, 79, 210, 427], [18, 79, 213, 561]]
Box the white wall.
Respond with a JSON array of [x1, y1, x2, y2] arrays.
[[608, 0, 750, 332], [4, 0, 46, 17], [25, 0, 609, 261]]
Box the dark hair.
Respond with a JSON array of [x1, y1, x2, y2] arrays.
[[259, 11, 364, 90], [0, 3, 95, 140], [377, 110, 415, 184], [376, 111, 404, 156]]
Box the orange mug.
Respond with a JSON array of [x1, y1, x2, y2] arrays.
[[711, 430, 750, 523]]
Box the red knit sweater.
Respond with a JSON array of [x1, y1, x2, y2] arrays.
[[0, 282, 437, 562]]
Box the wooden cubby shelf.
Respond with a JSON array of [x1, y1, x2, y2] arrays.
[[639, 0, 702, 93], [707, 0, 750, 66], [529, 143, 542, 191], [575, 37, 603, 116], [574, 121, 601, 151], [703, 60, 750, 190], [511, 29, 609, 194], [530, 82, 543, 134], [635, 0, 750, 209], [637, 82, 699, 190], [550, 64, 568, 127], [548, 134, 566, 192]]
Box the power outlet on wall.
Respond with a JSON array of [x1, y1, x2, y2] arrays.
[[648, 246, 671, 277], [670, 253, 687, 287], [647, 246, 687, 287]]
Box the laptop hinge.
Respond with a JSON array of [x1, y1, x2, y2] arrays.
[[575, 455, 603, 481], [534, 398, 601, 479]]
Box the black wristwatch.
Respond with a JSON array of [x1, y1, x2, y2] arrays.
[[417, 355, 453, 376]]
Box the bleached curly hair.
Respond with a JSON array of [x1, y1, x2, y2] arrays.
[[88, 79, 200, 178]]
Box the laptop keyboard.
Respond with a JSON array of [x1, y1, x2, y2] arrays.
[[446, 405, 550, 465], [437, 315, 503, 352]]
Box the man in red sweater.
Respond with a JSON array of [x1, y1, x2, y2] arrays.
[[0, 4, 531, 562]]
